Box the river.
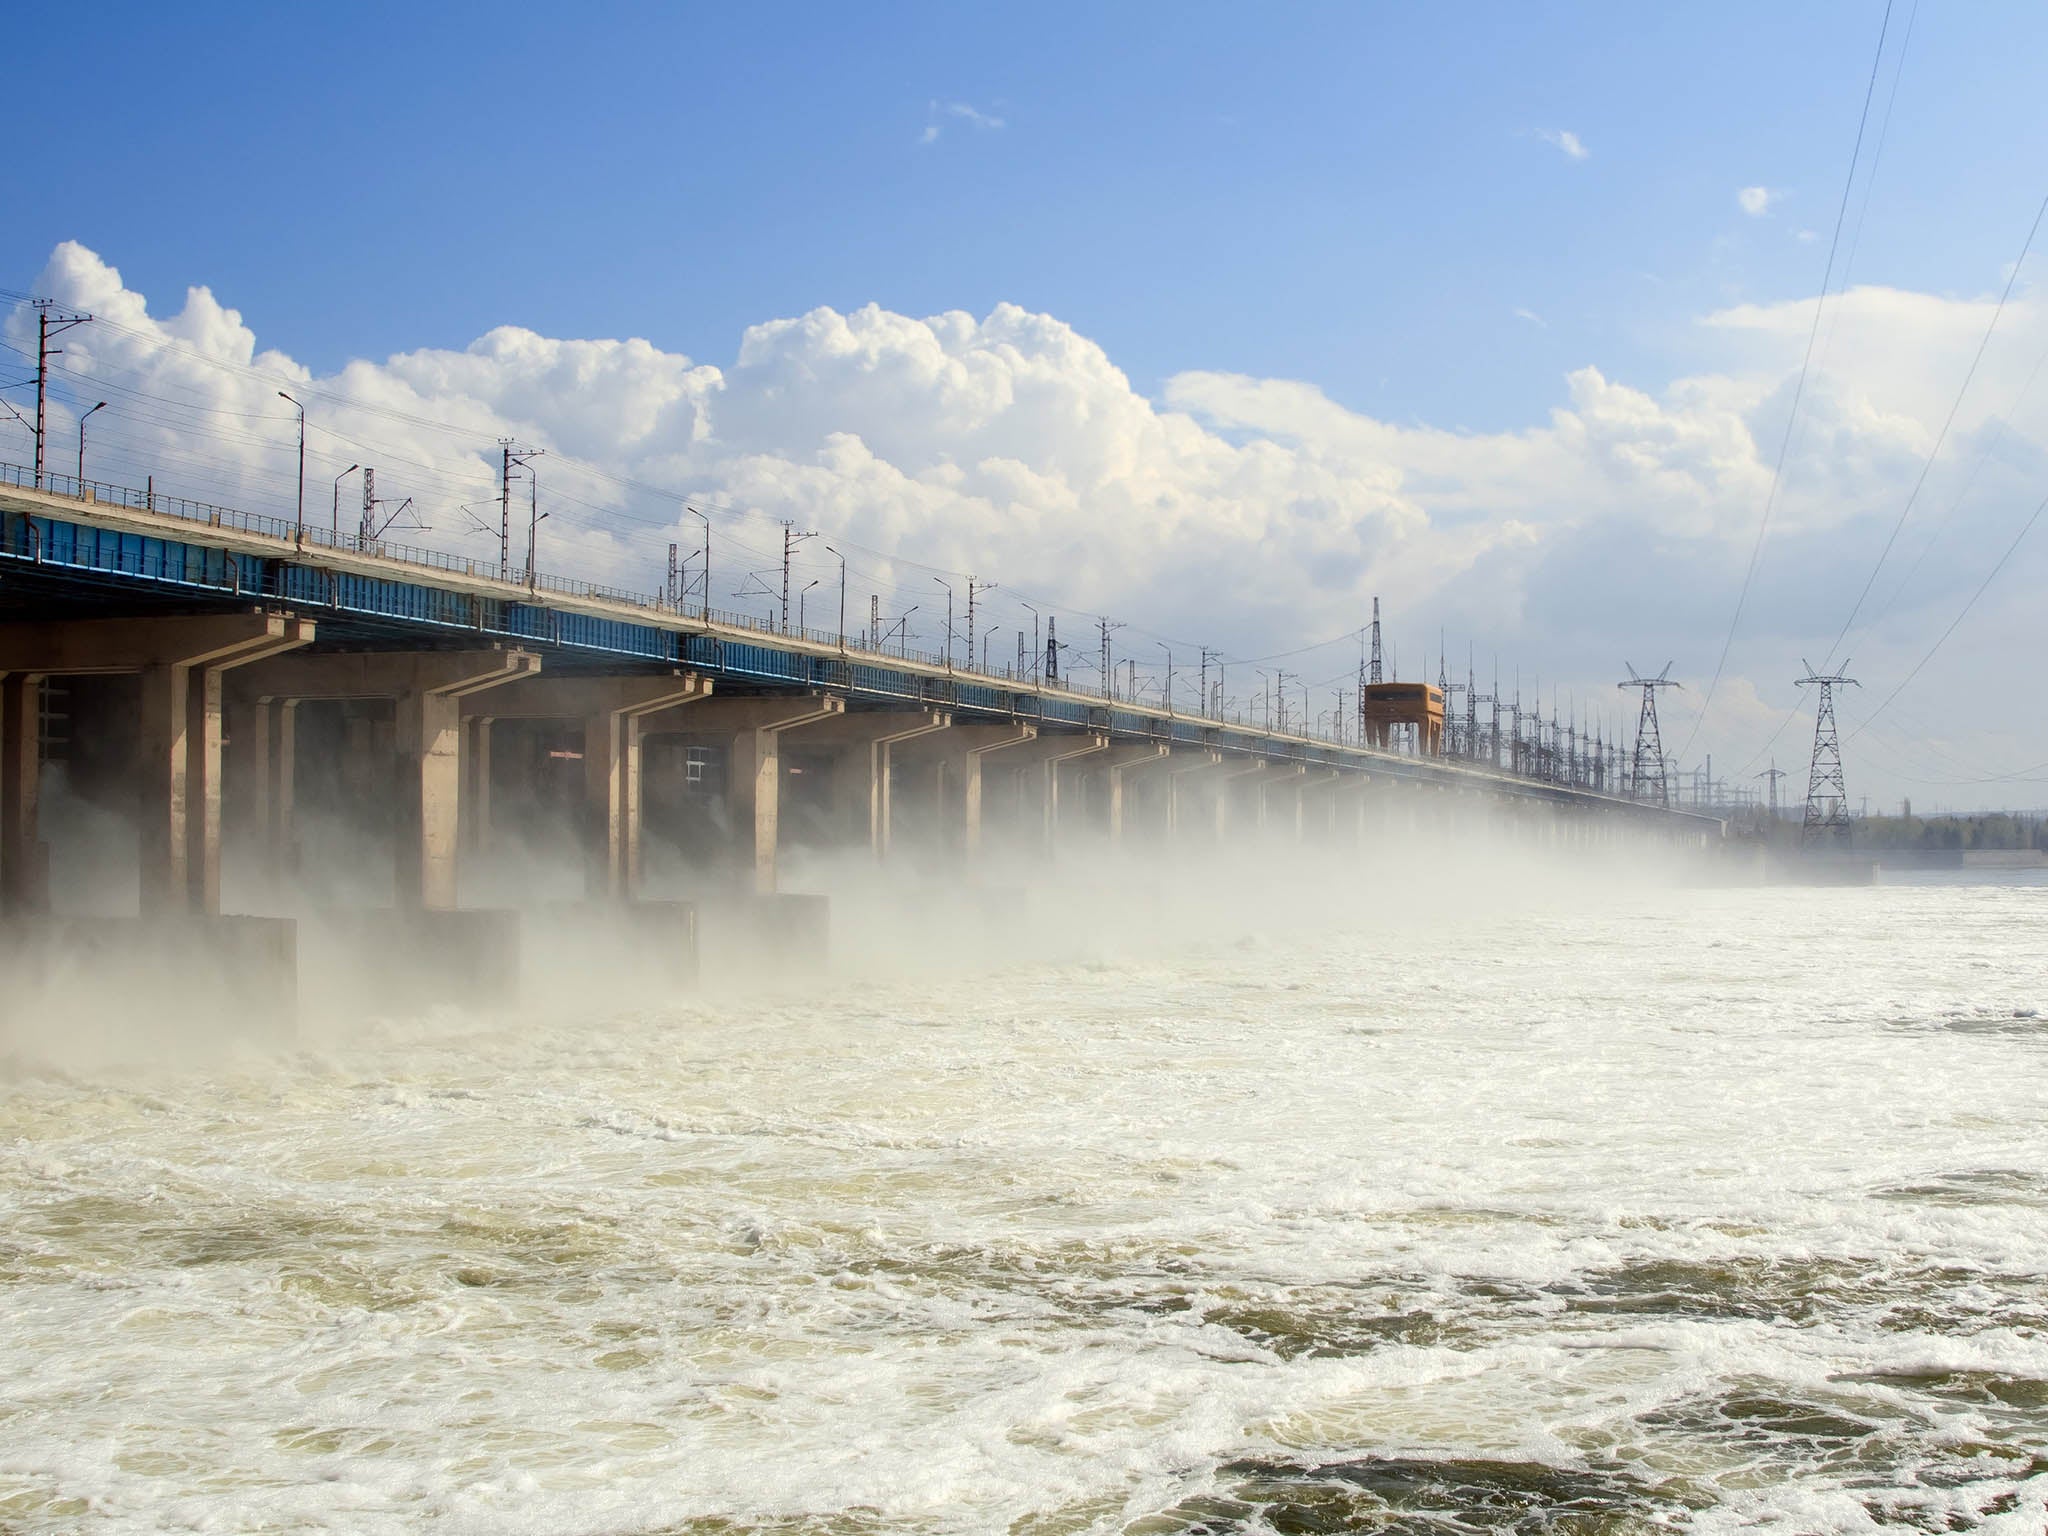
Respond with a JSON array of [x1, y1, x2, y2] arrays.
[[3, 859, 2044, 1532]]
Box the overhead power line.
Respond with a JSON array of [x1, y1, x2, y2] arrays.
[[1821, 184, 2048, 663], [1680, 0, 1895, 762]]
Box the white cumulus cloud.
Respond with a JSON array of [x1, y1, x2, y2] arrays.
[[10, 241, 2047, 803], [1739, 185, 1779, 217], [1540, 129, 1588, 161]]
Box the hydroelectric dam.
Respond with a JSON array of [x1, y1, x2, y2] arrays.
[[0, 463, 1720, 1019]]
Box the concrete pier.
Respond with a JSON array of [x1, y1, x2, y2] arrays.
[[230, 647, 542, 910], [455, 670, 712, 897], [1, 612, 316, 917], [797, 707, 951, 856], [900, 721, 1037, 854]]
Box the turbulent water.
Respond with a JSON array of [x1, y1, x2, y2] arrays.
[[3, 863, 2046, 1533]]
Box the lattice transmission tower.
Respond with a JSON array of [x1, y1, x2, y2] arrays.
[[1616, 662, 1680, 806], [1796, 661, 1859, 848], [1755, 761, 1787, 821]]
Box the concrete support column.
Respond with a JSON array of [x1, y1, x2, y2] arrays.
[[1111, 747, 1218, 843], [901, 722, 1037, 855], [800, 709, 951, 857], [1206, 759, 1273, 843], [1252, 763, 1308, 838], [681, 695, 844, 893], [268, 699, 298, 881], [1329, 773, 1372, 846], [462, 716, 493, 854], [0, 613, 314, 918], [0, 672, 45, 916], [1159, 751, 1222, 838], [393, 685, 468, 912], [469, 672, 719, 899], [989, 732, 1108, 851], [1093, 742, 1169, 845], [232, 648, 542, 910], [1297, 769, 1342, 841]]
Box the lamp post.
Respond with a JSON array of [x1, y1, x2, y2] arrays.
[[75, 401, 107, 488], [798, 577, 820, 635], [526, 465, 547, 592], [331, 464, 359, 540], [890, 605, 919, 658], [823, 544, 847, 649], [931, 577, 954, 669], [277, 391, 304, 544]]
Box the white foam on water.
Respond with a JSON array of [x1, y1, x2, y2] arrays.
[[2, 866, 2046, 1532]]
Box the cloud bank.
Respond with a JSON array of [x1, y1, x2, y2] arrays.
[[9, 240, 2047, 804]]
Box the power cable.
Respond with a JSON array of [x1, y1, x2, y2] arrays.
[[1679, 0, 1895, 761], [1821, 185, 2048, 663]]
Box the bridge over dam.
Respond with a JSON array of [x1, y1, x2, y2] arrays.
[[0, 465, 1720, 1023]]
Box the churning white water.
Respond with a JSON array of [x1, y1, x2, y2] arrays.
[[3, 861, 2046, 1533]]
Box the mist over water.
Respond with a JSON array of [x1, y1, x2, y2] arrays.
[[3, 842, 2045, 1533]]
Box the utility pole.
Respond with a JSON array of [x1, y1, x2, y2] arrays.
[[933, 577, 956, 667], [966, 577, 994, 667], [1464, 650, 1479, 765], [497, 441, 542, 580], [870, 593, 881, 650], [781, 521, 817, 634], [1489, 661, 1501, 769], [1201, 647, 1219, 720], [667, 543, 680, 608], [1616, 662, 1681, 807], [33, 303, 91, 490], [1097, 617, 1123, 700], [1796, 661, 1860, 848], [1046, 615, 1061, 685], [1368, 597, 1383, 684]]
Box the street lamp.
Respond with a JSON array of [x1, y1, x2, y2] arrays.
[[931, 576, 954, 669], [823, 544, 847, 649], [331, 464, 359, 540], [277, 391, 304, 544], [526, 468, 547, 592], [982, 627, 1000, 673], [77, 401, 107, 488], [890, 604, 920, 658], [798, 577, 820, 634]]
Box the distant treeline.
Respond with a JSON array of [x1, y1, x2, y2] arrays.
[[1851, 813, 2046, 851]]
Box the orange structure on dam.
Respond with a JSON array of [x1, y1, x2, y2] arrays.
[[1360, 681, 1445, 756]]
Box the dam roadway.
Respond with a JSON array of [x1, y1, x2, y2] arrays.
[[0, 464, 1720, 1016]]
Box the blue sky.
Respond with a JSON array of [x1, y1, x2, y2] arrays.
[[9, 2, 2048, 808], [18, 2, 2044, 425]]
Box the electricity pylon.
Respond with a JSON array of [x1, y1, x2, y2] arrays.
[[1755, 761, 1787, 820], [1617, 662, 1681, 806], [1796, 661, 1859, 848]]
